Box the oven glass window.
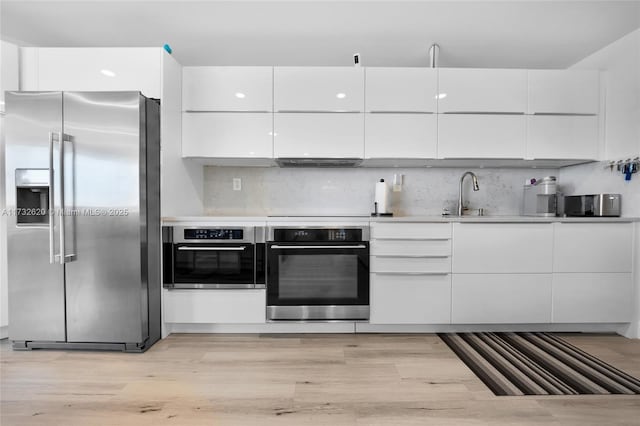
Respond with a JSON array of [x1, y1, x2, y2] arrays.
[[174, 244, 254, 284], [278, 254, 358, 300]]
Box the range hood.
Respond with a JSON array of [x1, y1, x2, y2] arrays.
[[275, 158, 363, 168]]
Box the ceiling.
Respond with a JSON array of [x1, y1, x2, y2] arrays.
[[2, 0, 639, 68]]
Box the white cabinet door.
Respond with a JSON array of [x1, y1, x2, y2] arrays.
[[552, 273, 633, 323], [274, 67, 364, 111], [36, 48, 162, 98], [437, 115, 526, 158], [526, 115, 598, 160], [371, 257, 451, 274], [365, 68, 437, 112], [164, 290, 266, 323], [371, 239, 451, 257], [528, 70, 599, 114], [182, 113, 273, 158], [273, 113, 364, 158], [452, 223, 553, 273], [183, 67, 273, 111], [438, 68, 527, 113], [370, 274, 451, 324], [365, 114, 437, 158], [553, 223, 633, 273], [451, 274, 552, 324]]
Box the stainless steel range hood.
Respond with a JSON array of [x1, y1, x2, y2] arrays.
[[275, 158, 363, 168]]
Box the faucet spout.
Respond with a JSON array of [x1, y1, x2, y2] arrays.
[[458, 171, 480, 216]]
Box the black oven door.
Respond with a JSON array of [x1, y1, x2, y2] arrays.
[[266, 242, 369, 320], [171, 243, 255, 289]]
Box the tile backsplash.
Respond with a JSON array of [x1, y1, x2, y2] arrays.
[[203, 167, 558, 216]]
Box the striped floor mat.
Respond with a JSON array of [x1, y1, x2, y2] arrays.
[[438, 332, 640, 396]]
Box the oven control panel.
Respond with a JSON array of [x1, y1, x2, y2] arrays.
[[184, 229, 244, 240]]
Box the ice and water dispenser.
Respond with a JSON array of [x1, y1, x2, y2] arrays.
[[15, 169, 50, 225]]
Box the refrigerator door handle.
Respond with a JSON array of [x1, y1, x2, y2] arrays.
[[59, 133, 76, 264], [48, 132, 57, 264]]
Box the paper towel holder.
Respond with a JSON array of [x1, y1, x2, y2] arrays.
[[371, 178, 394, 217]]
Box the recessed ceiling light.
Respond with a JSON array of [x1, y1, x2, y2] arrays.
[[435, 93, 447, 99], [235, 92, 246, 98], [101, 69, 116, 77], [336, 93, 346, 99]]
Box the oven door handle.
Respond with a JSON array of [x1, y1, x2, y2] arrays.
[[177, 246, 247, 251], [270, 245, 367, 249]]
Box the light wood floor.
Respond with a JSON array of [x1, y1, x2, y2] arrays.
[[1, 333, 640, 425]]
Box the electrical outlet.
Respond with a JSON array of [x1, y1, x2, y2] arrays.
[[233, 178, 242, 191]]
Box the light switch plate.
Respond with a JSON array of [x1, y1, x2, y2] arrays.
[[233, 178, 242, 191]]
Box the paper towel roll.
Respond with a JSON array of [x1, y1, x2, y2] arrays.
[[374, 179, 389, 214]]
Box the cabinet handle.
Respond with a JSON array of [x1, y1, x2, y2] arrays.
[[368, 111, 434, 114], [276, 110, 362, 114], [373, 255, 449, 258], [373, 237, 450, 241], [374, 272, 449, 276]]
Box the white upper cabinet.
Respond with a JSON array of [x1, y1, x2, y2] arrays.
[[273, 113, 364, 158], [365, 114, 437, 159], [528, 70, 599, 114], [274, 67, 364, 111], [182, 67, 273, 111], [438, 115, 526, 158], [526, 115, 598, 159], [182, 113, 273, 159], [365, 68, 437, 112], [438, 68, 527, 113], [34, 48, 162, 98]]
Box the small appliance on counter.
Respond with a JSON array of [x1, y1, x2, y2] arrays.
[[523, 176, 559, 217], [564, 194, 621, 217], [371, 178, 393, 217]]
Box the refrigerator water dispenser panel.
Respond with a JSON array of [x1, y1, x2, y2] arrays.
[[15, 169, 50, 226]]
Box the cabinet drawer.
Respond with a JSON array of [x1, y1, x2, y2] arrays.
[[552, 273, 633, 323], [452, 223, 553, 273], [164, 290, 266, 324], [451, 274, 552, 324], [553, 223, 633, 272], [370, 274, 451, 324], [371, 239, 451, 256], [372, 222, 451, 239], [371, 256, 451, 274]]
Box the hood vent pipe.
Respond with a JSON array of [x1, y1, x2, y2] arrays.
[[429, 44, 440, 68]]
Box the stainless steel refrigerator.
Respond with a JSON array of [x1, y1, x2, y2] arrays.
[[4, 91, 161, 352]]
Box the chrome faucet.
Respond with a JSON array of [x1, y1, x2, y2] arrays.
[[458, 171, 480, 216]]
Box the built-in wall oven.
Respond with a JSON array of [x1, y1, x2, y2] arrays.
[[163, 226, 266, 289], [266, 226, 370, 321]]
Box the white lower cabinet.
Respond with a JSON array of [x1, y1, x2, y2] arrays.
[[364, 114, 437, 159], [451, 274, 553, 324], [164, 290, 266, 323], [552, 273, 633, 323], [182, 113, 273, 159], [370, 274, 451, 324]]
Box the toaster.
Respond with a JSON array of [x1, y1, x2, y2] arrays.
[[564, 194, 621, 217]]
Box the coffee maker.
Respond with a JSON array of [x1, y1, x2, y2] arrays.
[[523, 176, 558, 217]]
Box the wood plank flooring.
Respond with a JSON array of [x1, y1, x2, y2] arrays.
[[1, 333, 639, 425]]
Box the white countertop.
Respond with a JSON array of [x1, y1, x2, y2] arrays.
[[162, 215, 639, 224]]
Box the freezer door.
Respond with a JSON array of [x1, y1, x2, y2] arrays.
[[5, 92, 66, 342], [63, 92, 147, 344]]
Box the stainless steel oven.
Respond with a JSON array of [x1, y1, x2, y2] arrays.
[[266, 226, 369, 321], [163, 226, 266, 289]]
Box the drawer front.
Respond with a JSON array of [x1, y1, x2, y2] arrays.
[[552, 273, 633, 323], [451, 274, 552, 324], [371, 256, 451, 274], [372, 222, 452, 240], [370, 274, 451, 324], [371, 239, 451, 256], [164, 290, 266, 324]]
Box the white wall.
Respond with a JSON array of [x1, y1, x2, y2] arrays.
[[563, 29, 640, 339], [160, 53, 203, 216], [1, 40, 20, 338], [203, 166, 557, 217]]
